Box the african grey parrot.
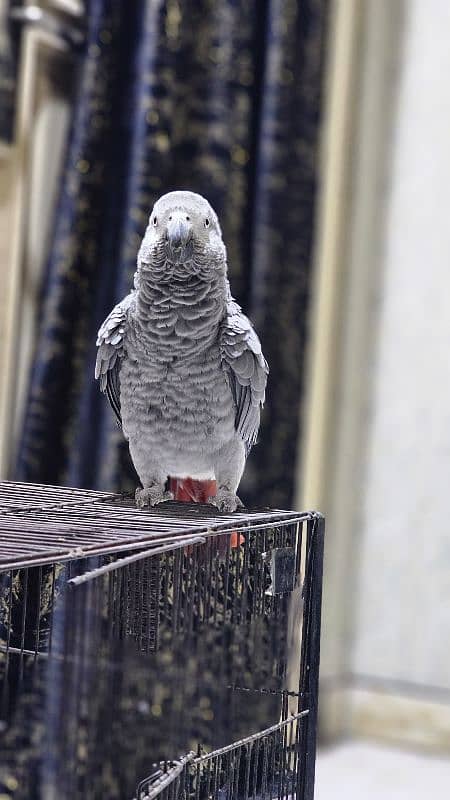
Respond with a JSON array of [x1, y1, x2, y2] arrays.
[[95, 191, 268, 512]]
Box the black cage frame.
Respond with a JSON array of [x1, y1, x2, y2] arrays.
[[0, 481, 324, 800]]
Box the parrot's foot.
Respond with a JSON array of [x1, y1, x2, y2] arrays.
[[135, 485, 174, 509], [207, 488, 244, 513]]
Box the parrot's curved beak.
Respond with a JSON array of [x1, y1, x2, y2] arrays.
[[166, 214, 192, 257]]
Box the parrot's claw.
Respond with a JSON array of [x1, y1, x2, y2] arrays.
[[135, 486, 174, 509], [207, 488, 244, 513]]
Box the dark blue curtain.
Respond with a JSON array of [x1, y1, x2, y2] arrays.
[[16, 0, 328, 509]]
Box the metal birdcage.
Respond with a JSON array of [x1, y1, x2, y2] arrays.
[[0, 481, 324, 800]]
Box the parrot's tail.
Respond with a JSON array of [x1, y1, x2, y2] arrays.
[[168, 477, 243, 550], [168, 476, 216, 503]]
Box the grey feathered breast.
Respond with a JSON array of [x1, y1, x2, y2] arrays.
[[95, 292, 268, 453]]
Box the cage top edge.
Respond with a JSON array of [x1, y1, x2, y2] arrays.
[[0, 481, 323, 571]]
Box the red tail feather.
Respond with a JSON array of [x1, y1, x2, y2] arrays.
[[168, 477, 244, 550]]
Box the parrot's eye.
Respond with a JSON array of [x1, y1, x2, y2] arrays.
[[204, 218, 210, 228], [152, 216, 158, 227]]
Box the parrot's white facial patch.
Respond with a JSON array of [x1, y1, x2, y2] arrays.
[[141, 190, 225, 268]]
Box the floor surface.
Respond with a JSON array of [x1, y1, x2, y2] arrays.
[[315, 740, 450, 799]]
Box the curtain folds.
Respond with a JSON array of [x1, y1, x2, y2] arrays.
[[16, 0, 328, 509]]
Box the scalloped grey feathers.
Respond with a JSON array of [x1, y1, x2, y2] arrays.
[[95, 293, 134, 426], [221, 298, 268, 453], [95, 291, 268, 451]]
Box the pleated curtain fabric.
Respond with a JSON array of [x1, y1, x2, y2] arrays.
[[16, 0, 328, 509]]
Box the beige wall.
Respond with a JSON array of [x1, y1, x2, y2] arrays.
[[299, 0, 450, 750]]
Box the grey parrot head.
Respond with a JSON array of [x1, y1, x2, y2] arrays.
[[137, 191, 226, 279]]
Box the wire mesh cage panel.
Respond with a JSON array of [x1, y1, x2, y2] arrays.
[[0, 481, 324, 800], [135, 711, 309, 800]]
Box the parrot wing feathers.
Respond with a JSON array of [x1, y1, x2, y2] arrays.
[[221, 299, 268, 453], [95, 294, 133, 427]]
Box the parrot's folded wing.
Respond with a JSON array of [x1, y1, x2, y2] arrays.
[[95, 294, 133, 427], [221, 299, 269, 453]]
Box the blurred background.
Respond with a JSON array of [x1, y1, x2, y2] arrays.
[[0, 0, 449, 796]]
